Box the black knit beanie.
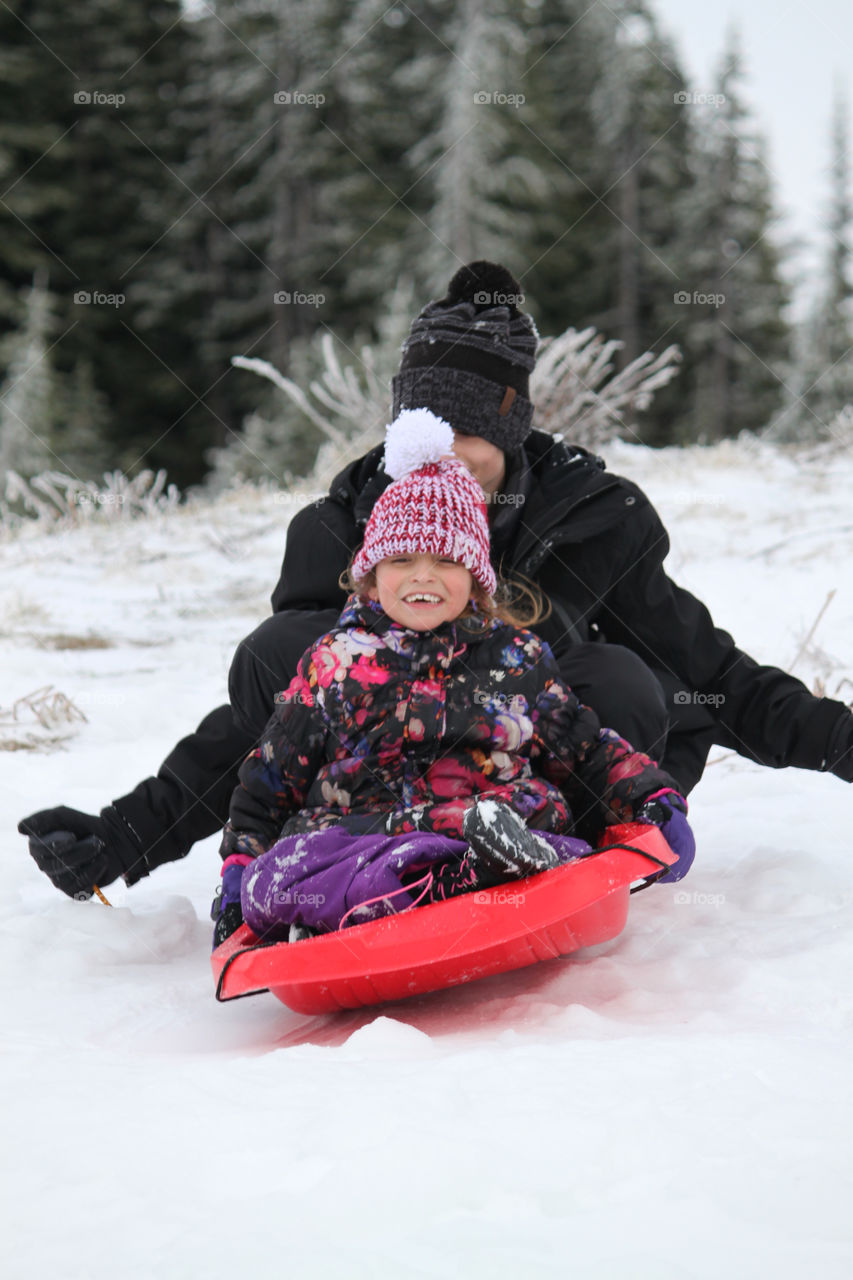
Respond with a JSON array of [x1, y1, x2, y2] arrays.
[[391, 261, 539, 453]]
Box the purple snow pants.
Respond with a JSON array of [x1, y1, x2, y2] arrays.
[[241, 826, 591, 939]]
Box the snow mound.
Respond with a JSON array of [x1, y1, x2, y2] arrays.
[[340, 1015, 436, 1059], [1, 895, 202, 976]]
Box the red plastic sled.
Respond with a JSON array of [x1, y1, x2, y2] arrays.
[[211, 823, 675, 1014]]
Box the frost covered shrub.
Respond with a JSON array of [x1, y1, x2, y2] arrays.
[[228, 321, 683, 493], [530, 328, 681, 449], [1, 468, 180, 535], [211, 281, 420, 493]]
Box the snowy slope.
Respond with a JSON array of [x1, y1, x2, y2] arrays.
[[2, 442, 853, 1280]]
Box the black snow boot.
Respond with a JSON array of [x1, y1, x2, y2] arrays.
[[462, 800, 560, 882]]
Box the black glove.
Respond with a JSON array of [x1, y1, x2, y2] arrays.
[[18, 805, 148, 900]]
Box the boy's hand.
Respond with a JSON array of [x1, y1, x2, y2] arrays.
[[18, 805, 143, 898]]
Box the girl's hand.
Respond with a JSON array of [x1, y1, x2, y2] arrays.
[[211, 859, 250, 948], [636, 790, 696, 883]]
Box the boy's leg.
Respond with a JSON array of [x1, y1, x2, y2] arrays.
[[647, 666, 720, 795], [552, 641, 716, 794], [553, 642, 669, 763]]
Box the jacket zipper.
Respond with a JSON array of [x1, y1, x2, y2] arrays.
[[512, 480, 625, 577]]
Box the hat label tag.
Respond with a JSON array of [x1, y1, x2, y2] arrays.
[[498, 386, 516, 416]]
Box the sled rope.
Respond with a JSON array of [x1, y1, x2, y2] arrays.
[[338, 869, 434, 930], [92, 884, 112, 906], [593, 839, 673, 893]]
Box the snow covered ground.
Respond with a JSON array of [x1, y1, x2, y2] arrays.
[[2, 439, 852, 1279]]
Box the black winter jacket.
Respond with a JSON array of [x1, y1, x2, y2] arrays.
[[271, 430, 852, 778], [112, 430, 853, 878]]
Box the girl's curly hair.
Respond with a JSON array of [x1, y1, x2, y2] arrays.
[[338, 559, 551, 631]]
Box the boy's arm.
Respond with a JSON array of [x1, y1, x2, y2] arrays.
[[219, 650, 329, 859], [529, 639, 678, 841], [596, 499, 853, 777], [559, 725, 678, 839], [270, 498, 355, 614]]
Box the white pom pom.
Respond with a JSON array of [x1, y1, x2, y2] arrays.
[[382, 409, 455, 480]]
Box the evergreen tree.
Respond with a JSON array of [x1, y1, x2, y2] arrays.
[[585, 4, 695, 442], [0, 1, 68, 334], [409, 0, 550, 281], [1, 0, 201, 483], [146, 0, 368, 469], [50, 357, 112, 479], [314, 0, 449, 314], [1, 0, 797, 476], [672, 28, 790, 442], [0, 275, 59, 481], [780, 85, 853, 439], [481, 0, 614, 337], [465, 0, 696, 429]]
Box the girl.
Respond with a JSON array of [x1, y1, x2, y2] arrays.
[[212, 410, 693, 946]]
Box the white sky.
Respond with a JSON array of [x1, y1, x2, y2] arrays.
[[650, 0, 852, 311]]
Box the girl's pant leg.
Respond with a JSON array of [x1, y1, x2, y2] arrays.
[[241, 827, 467, 938], [537, 831, 593, 861]]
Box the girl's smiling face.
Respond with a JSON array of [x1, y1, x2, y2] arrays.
[[367, 554, 473, 629]]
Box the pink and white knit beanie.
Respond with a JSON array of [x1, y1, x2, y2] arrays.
[[352, 408, 497, 596]]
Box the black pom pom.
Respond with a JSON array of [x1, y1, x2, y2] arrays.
[[442, 260, 523, 314]]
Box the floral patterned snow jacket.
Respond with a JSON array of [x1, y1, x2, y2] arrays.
[[219, 595, 678, 860]]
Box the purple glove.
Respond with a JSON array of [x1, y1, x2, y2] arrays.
[[637, 789, 696, 883], [210, 858, 251, 949]]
